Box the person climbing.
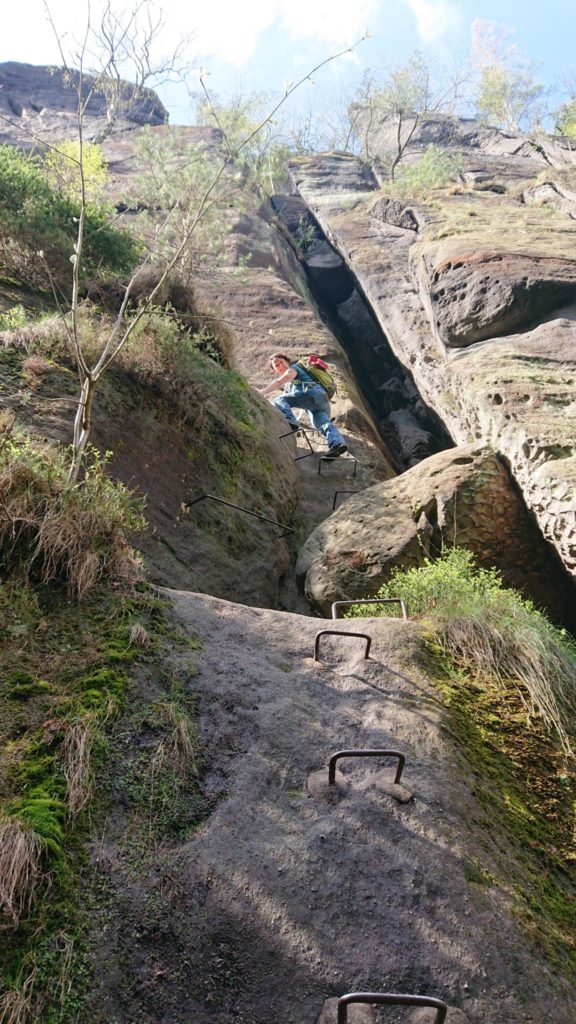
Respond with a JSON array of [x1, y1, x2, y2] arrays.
[[260, 352, 348, 458]]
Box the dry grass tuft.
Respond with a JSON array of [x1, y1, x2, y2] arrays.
[[0, 818, 43, 927], [21, 355, 51, 381], [61, 720, 95, 817], [440, 613, 576, 752], [0, 433, 145, 598], [0, 965, 37, 1024], [0, 316, 66, 357], [152, 700, 198, 779], [129, 622, 152, 648]]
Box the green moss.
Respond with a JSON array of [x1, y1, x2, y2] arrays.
[[431, 648, 576, 973], [0, 580, 170, 1017], [7, 795, 66, 863], [463, 859, 496, 887], [7, 671, 51, 701]]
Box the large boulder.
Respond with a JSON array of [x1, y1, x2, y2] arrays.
[[296, 444, 575, 625]]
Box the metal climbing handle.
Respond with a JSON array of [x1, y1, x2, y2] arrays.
[[185, 493, 293, 537], [331, 598, 408, 620], [314, 630, 371, 662], [328, 750, 406, 787], [337, 992, 447, 1024]]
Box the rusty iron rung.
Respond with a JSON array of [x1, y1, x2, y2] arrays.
[[332, 490, 360, 511], [337, 992, 447, 1024], [328, 749, 406, 787], [331, 598, 408, 620], [314, 629, 371, 663], [185, 493, 293, 537]]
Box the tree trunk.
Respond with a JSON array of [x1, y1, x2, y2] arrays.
[[67, 374, 96, 485]]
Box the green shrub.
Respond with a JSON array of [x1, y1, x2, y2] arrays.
[[0, 145, 140, 289], [0, 305, 28, 331], [41, 141, 106, 201], [394, 144, 463, 197], [346, 548, 576, 751]]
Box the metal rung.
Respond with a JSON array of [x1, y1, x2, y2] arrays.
[[332, 490, 360, 511], [278, 427, 315, 461], [314, 629, 371, 663], [318, 456, 358, 477], [337, 992, 447, 1024], [295, 429, 315, 461], [331, 598, 408, 620], [185, 493, 293, 537], [328, 749, 405, 787]]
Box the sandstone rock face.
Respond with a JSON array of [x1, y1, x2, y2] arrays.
[[287, 131, 576, 583], [0, 62, 167, 147], [100, 125, 393, 574], [420, 249, 576, 348], [296, 444, 575, 624], [270, 191, 450, 470]]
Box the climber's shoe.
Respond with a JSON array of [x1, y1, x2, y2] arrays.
[[324, 443, 348, 459]]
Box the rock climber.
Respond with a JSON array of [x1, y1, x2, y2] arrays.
[[259, 352, 348, 458]]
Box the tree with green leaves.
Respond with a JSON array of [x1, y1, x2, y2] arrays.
[[471, 19, 548, 133], [194, 89, 296, 196], [556, 99, 576, 139], [475, 63, 547, 133], [350, 52, 464, 179]]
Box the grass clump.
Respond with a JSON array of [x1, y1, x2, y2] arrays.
[[0, 817, 43, 927], [346, 547, 576, 752], [347, 548, 576, 968], [0, 430, 145, 599], [116, 672, 204, 849]]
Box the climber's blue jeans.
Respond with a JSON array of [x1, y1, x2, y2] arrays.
[[274, 385, 345, 449]]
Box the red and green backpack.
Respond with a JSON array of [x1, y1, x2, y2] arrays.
[[297, 354, 336, 398]]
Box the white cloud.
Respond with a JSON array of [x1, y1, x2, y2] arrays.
[[2, 0, 378, 70], [280, 0, 377, 48], [405, 0, 462, 43]]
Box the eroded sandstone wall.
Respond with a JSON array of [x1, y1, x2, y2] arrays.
[[287, 123, 576, 582]]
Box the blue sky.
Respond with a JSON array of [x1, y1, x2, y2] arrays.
[[2, 1, 575, 125]]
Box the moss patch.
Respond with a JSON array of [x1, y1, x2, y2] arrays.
[[419, 192, 576, 260], [429, 645, 576, 975], [0, 578, 168, 1019]]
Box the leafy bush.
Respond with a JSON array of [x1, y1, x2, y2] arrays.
[[0, 305, 28, 331], [0, 145, 140, 289], [394, 144, 463, 197], [555, 98, 576, 139], [41, 140, 106, 201], [346, 548, 576, 751], [0, 430, 145, 598]]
